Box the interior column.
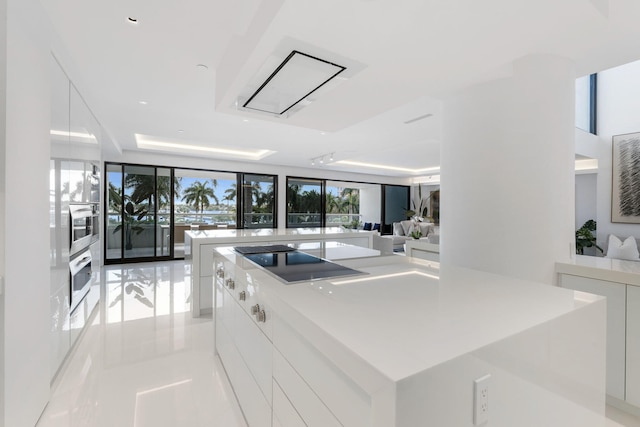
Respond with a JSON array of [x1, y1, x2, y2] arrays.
[[440, 55, 576, 285]]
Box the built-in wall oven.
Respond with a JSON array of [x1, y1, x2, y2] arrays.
[[69, 249, 92, 312], [70, 203, 99, 255], [69, 203, 99, 312]]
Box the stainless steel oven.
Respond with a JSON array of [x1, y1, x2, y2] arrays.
[[70, 203, 99, 255], [69, 249, 92, 312]]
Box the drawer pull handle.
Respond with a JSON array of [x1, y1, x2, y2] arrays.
[[238, 291, 246, 301], [226, 278, 235, 289], [256, 310, 266, 323], [251, 304, 260, 315]]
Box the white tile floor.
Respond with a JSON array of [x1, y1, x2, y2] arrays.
[[36, 260, 640, 427], [36, 260, 246, 427]]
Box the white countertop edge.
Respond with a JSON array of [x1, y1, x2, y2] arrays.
[[556, 255, 640, 287]]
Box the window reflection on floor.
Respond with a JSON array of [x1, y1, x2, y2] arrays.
[[105, 261, 191, 324]]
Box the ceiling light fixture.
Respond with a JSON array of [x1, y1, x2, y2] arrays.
[[135, 134, 274, 160], [196, 64, 208, 70], [310, 152, 336, 166], [242, 50, 346, 116], [177, 129, 184, 133], [139, 100, 148, 105], [334, 160, 440, 174]]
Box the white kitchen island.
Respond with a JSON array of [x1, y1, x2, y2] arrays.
[[214, 247, 607, 427], [185, 227, 375, 316]]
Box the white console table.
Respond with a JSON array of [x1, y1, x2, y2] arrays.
[[185, 227, 375, 317], [404, 238, 440, 261], [556, 255, 640, 415]]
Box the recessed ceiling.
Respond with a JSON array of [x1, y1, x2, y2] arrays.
[[42, 0, 640, 177]]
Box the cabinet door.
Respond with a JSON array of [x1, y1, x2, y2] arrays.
[[627, 285, 640, 406], [558, 274, 626, 400]]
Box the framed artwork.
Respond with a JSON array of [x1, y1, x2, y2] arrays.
[[612, 132, 640, 223]]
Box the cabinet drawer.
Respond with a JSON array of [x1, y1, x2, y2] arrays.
[[274, 315, 370, 426], [273, 350, 341, 427], [218, 318, 271, 427], [273, 379, 306, 427], [234, 297, 273, 404]]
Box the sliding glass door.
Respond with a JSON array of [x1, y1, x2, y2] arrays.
[[242, 174, 277, 228], [106, 164, 172, 263], [287, 177, 324, 227]]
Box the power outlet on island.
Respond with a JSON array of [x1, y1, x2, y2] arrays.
[[473, 374, 491, 425]]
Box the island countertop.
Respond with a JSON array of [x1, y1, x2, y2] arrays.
[[214, 246, 607, 426], [215, 246, 602, 383]]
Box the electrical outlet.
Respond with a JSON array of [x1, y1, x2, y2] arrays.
[[474, 374, 491, 425]]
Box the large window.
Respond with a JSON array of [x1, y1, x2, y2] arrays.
[[173, 169, 237, 258], [287, 178, 324, 227], [106, 164, 273, 263], [241, 174, 277, 229], [576, 73, 597, 135], [382, 185, 410, 235]]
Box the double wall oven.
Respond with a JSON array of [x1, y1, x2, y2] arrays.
[[69, 203, 99, 312]]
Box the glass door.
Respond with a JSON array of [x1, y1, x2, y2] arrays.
[[105, 164, 173, 263], [173, 169, 237, 258], [286, 177, 324, 228], [241, 174, 277, 229]]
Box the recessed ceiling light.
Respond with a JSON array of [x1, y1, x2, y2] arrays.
[[196, 64, 209, 70], [320, 132, 326, 135], [242, 119, 249, 122], [177, 129, 184, 133], [139, 101, 148, 105], [334, 160, 440, 174], [127, 17, 139, 24]]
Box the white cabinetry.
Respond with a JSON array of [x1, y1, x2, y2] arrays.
[[558, 274, 627, 400], [214, 257, 272, 427], [627, 286, 640, 406], [49, 56, 101, 381]]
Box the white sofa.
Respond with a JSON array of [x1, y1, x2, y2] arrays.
[[373, 220, 436, 255]]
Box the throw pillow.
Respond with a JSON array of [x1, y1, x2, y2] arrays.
[[400, 220, 413, 236], [606, 235, 640, 261], [363, 222, 372, 231], [392, 222, 404, 236]]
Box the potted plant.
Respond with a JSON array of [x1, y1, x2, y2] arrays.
[[575, 219, 603, 255]]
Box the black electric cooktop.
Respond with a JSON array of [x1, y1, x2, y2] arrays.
[[236, 247, 364, 284]]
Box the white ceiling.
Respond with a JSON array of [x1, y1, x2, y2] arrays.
[[41, 0, 640, 177]]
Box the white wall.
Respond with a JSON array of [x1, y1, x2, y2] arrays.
[[3, 0, 52, 425], [576, 173, 598, 230], [108, 150, 410, 228], [442, 55, 575, 285], [0, 0, 6, 422], [594, 60, 640, 251]]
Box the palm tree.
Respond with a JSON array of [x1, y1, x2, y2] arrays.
[[181, 180, 218, 222], [340, 188, 360, 217]]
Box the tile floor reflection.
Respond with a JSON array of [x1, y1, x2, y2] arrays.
[[36, 260, 246, 427]]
